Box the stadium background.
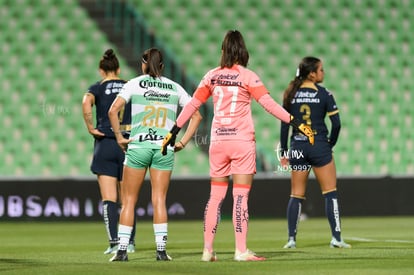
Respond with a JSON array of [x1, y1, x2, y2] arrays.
[[0, 0, 412, 221]]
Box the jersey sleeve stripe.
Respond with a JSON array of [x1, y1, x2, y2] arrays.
[[327, 110, 339, 116]]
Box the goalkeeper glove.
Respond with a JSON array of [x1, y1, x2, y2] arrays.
[[161, 124, 181, 155], [290, 115, 314, 145]]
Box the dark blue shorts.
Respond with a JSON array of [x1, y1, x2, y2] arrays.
[[90, 137, 125, 180], [288, 136, 332, 170]]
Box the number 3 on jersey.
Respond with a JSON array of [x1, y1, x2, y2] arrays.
[[300, 104, 312, 126], [213, 86, 239, 116]]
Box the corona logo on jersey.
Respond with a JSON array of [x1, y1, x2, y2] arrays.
[[139, 79, 174, 90]]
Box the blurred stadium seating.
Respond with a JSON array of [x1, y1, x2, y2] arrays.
[[129, 0, 413, 176], [0, 0, 208, 177], [0, 0, 412, 177], [0, 0, 107, 176]]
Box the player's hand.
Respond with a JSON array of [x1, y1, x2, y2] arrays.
[[280, 157, 289, 168], [290, 115, 314, 145], [116, 137, 132, 153], [174, 141, 186, 153], [89, 128, 105, 139], [161, 125, 181, 155]]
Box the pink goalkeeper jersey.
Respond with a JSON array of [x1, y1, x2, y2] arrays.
[[194, 65, 269, 142]]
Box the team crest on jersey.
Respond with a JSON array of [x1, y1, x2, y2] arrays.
[[137, 128, 164, 142]]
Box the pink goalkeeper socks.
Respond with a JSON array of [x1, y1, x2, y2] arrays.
[[203, 181, 228, 252], [232, 184, 251, 253]]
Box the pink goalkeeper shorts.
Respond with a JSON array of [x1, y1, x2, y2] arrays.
[[208, 140, 257, 177]]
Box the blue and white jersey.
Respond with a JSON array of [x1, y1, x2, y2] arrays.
[[288, 83, 339, 142], [88, 79, 131, 138]]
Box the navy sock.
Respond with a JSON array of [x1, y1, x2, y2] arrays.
[[103, 200, 119, 245], [324, 191, 341, 241], [286, 197, 304, 240]]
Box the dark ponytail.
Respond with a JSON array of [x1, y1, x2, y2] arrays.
[[283, 78, 303, 110], [220, 30, 249, 68], [99, 49, 119, 72], [141, 48, 164, 78], [283, 56, 321, 110]]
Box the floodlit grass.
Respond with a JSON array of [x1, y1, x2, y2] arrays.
[[1, 217, 413, 274]]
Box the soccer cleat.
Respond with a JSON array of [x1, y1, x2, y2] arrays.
[[234, 249, 266, 261], [201, 248, 217, 262], [127, 243, 135, 253], [156, 250, 172, 261], [109, 250, 128, 262], [103, 245, 118, 254], [330, 237, 352, 248], [283, 238, 296, 249]]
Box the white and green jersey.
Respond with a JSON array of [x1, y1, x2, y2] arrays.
[[118, 75, 192, 151]]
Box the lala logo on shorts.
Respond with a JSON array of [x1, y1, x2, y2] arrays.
[[138, 128, 164, 142]]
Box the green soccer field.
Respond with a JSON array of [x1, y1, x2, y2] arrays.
[[1, 217, 413, 275]]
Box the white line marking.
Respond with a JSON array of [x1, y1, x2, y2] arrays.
[[347, 237, 414, 244]]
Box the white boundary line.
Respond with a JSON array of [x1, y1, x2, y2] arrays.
[[347, 237, 414, 244]]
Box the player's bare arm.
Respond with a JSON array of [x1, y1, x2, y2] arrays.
[[174, 110, 202, 152], [108, 96, 131, 152], [82, 93, 105, 138]]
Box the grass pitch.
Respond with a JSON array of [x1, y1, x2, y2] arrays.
[[1, 217, 413, 274]]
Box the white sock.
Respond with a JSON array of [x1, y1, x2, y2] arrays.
[[118, 224, 133, 251], [153, 223, 168, 251]]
